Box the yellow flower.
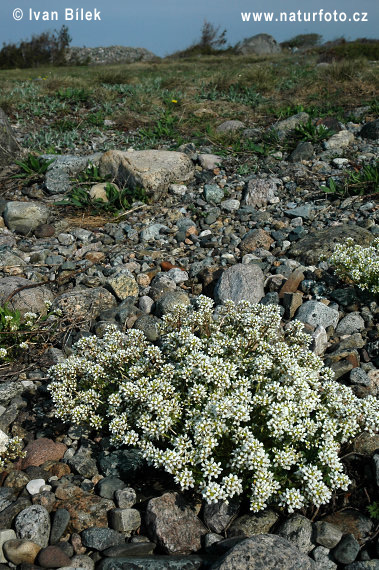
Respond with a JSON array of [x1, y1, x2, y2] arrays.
[[171, 99, 178, 104]]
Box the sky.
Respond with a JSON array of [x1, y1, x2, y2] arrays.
[[0, 0, 377, 57]]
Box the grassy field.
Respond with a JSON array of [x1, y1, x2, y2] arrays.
[[0, 53, 377, 157]]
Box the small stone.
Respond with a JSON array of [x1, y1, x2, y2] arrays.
[[37, 545, 72, 568], [203, 498, 240, 534], [332, 534, 360, 565], [26, 480, 46, 496], [70, 554, 95, 570], [324, 130, 354, 149], [204, 184, 224, 204], [3, 539, 41, 565], [155, 290, 190, 317], [314, 521, 343, 549], [109, 508, 141, 535], [15, 505, 51, 548], [240, 228, 274, 252], [198, 154, 222, 170], [227, 510, 279, 538], [324, 509, 374, 541], [102, 542, 155, 557], [336, 313, 365, 335], [360, 119, 379, 140], [50, 509, 70, 545], [96, 477, 126, 500], [350, 368, 371, 387], [0, 530, 16, 563], [216, 120, 245, 133], [18, 438, 67, 470], [276, 514, 313, 553], [81, 528, 125, 551], [289, 141, 314, 162], [242, 178, 277, 208], [311, 545, 337, 569], [296, 300, 339, 330], [311, 325, 328, 355], [114, 488, 137, 509]]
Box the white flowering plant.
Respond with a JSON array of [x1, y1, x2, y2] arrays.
[[0, 436, 25, 472], [0, 301, 58, 362], [48, 296, 379, 513], [329, 237, 379, 294]]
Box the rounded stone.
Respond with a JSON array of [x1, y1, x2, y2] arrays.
[[38, 545, 72, 568], [26, 480, 46, 496], [3, 539, 41, 565], [14, 505, 51, 548]]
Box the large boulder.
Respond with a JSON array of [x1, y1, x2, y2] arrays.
[[0, 277, 54, 316], [99, 150, 194, 199], [237, 34, 281, 55], [289, 225, 374, 266], [3, 202, 50, 235], [210, 534, 316, 569], [0, 109, 20, 169]]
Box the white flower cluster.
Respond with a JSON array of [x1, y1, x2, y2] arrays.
[[47, 296, 379, 513], [329, 237, 379, 294], [0, 436, 25, 471]]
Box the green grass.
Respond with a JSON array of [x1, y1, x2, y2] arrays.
[[0, 54, 377, 154]]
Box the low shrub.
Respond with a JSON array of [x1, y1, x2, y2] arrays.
[[329, 237, 379, 294], [48, 297, 379, 513]]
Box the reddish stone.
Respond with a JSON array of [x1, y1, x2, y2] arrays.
[[46, 462, 71, 478], [38, 545, 72, 568], [54, 493, 114, 533], [161, 261, 175, 271], [71, 533, 86, 555], [34, 225, 55, 238], [279, 268, 305, 299], [324, 509, 373, 542], [17, 439, 67, 470]]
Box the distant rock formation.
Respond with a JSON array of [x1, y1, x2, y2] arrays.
[[237, 33, 281, 55], [66, 45, 159, 65]]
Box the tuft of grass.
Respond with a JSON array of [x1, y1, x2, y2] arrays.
[[56, 182, 148, 214], [293, 119, 333, 143], [321, 162, 379, 197], [12, 153, 54, 183]]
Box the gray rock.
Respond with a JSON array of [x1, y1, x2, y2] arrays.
[[242, 178, 277, 208], [311, 325, 328, 356], [0, 108, 20, 168], [276, 514, 313, 553], [289, 141, 314, 162], [53, 287, 117, 320], [134, 315, 160, 342], [140, 224, 169, 242], [310, 545, 337, 569], [98, 449, 145, 480], [237, 34, 281, 55], [332, 533, 360, 564], [0, 529, 16, 563], [109, 508, 141, 535], [44, 154, 100, 195], [0, 277, 54, 317], [210, 534, 316, 569], [227, 510, 279, 538], [221, 199, 240, 212], [81, 527, 125, 551], [336, 313, 365, 335], [203, 498, 240, 534], [155, 290, 190, 317], [97, 477, 126, 500], [14, 505, 51, 548], [139, 296, 154, 314], [324, 130, 354, 149], [204, 184, 224, 204], [360, 119, 379, 140], [350, 368, 371, 387], [216, 121, 245, 133], [374, 453, 379, 487], [145, 492, 207, 555], [0, 381, 25, 407], [67, 448, 98, 479], [296, 300, 339, 330], [0, 497, 31, 529], [102, 543, 155, 557], [70, 554, 95, 570], [284, 204, 314, 220], [3, 202, 50, 235], [214, 263, 265, 305], [0, 488, 16, 514], [314, 520, 343, 549], [99, 150, 194, 199], [114, 488, 137, 509], [97, 555, 205, 569], [166, 268, 189, 284], [271, 112, 310, 140], [105, 270, 138, 301], [198, 154, 222, 170], [49, 508, 70, 544], [345, 562, 379, 570]]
